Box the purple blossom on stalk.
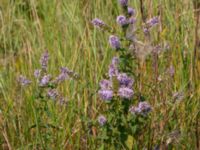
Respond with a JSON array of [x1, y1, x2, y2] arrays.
[[109, 35, 121, 50], [118, 87, 134, 99], [116, 15, 128, 26], [99, 79, 112, 90], [98, 115, 107, 126], [47, 89, 59, 100], [119, 0, 128, 7], [138, 101, 152, 115], [91, 18, 106, 29], [108, 64, 119, 78], [18, 75, 31, 86], [54, 67, 70, 83], [39, 75, 51, 87], [40, 51, 49, 70], [34, 69, 41, 78], [98, 90, 113, 101], [146, 16, 159, 28], [117, 73, 134, 88], [128, 7, 135, 16]]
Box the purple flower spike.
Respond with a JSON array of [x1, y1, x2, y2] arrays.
[[18, 75, 31, 86], [117, 73, 134, 88], [109, 35, 121, 50], [91, 18, 106, 29], [108, 64, 119, 78], [99, 79, 112, 90], [47, 89, 59, 100], [117, 15, 128, 26], [118, 87, 134, 99], [128, 7, 135, 16], [98, 115, 107, 126], [138, 101, 152, 114], [147, 16, 159, 28], [40, 51, 49, 70], [119, 0, 128, 7], [98, 90, 113, 101], [39, 75, 51, 87]]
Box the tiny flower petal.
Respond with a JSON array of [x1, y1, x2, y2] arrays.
[[117, 73, 134, 88], [40, 51, 49, 70], [47, 89, 59, 100], [147, 16, 159, 28], [34, 69, 41, 78], [111, 57, 120, 66], [138, 101, 152, 114], [108, 64, 119, 78], [129, 106, 140, 115]]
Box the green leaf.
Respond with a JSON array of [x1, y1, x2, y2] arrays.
[[125, 135, 135, 150]]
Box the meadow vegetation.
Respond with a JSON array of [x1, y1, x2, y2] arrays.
[[0, 0, 199, 149]]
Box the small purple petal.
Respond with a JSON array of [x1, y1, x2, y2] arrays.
[[91, 18, 106, 29], [47, 89, 59, 100], [138, 101, 152, 114], [129, 106, 140, 115], [40, 51, 49, 70], [108, 64, 119, 78], [34, 69, 41, 78], [147, 16, 159, 28], [117, 73, 134, 88]]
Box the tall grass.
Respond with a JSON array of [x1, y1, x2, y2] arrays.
[[0, 0, 199, 149]]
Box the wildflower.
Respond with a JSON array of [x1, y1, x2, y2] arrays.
[[98, 115, 107, 126], [111, 57, 120, 66], [18, 75, 31, 86], [138, 101, 152, 115], [128, 7, 135, 16], [146, 16, 159, 28], [129, 106, 140, 115], [108, 64, 119, 78], [39, 75, 51, 87], [118, 87, 134, 99], [91, 18, 106, 29], [109, 35, 121, 50], [119, 0, 128, 7], [117, 73, 134, 88], [54, 67, 70, 83], [172, 92, 184, 102], [40, 51, 49, 71], [99, 79, 112, 90], [117, 15, 128, 27], [98, 90, 113, 101], [34, 69, 41, 78], [47, 89, 59, 100]]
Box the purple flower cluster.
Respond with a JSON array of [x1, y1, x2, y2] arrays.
[[109, 35, 121, 50], [119, 0, 128, 7], [147, 17, 159, 27], [18, 75, 31, 86], [40, 51, 49, 71], [91, 18, 106, 29], [128, 7, 135, 16], [129, 101, 152, 116], [98, 115, 107, 126], [53, 67, 71, 83], [39, 74, 51, 87], [47, 89, 59, 100], [98, 57, 134, 100], [117, 15, 128, 27]]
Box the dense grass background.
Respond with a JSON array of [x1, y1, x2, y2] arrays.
[[0, 0, 199, 149]]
